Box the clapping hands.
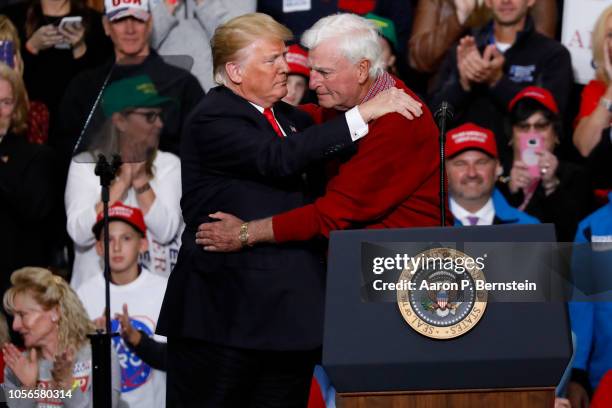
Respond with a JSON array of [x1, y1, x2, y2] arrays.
[[457, 36, 505, 91]]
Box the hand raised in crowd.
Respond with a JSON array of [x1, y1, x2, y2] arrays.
[[196, 211, 244, 252], [116, 163, 134, 191], [457, 37, 505, 89], [567, 381, 589, 408], [358, 87, 423, 122], [536, 150, 558, 181], [537, 150, 560, 195], [95, 165, 132, 214], [129, 162, 150, 189], [457, 36, 484, 90], [454, 0, 477, 25], [2, 343, 39, 388], [481, 44, 505, 86], [26, 24, 64, 54], [116, 303, 142, 347], [508, 160, 535, 194], [554, 397, 571, 408], [51, 347, 76, 390], [58, 22, 86, 59], [93, 310, 107, 332]]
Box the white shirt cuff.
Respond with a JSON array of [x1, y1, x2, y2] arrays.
[[345, 106, 369, 141]]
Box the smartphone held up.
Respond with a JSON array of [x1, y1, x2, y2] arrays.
[[518, 132, 544, 179], [55, 16, 83, 50]]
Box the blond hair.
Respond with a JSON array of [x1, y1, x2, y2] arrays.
[[4, 267, 96, 353], [0, 62, 29, 135], [0, 15, 23, 75], [0, 311, 9, 345], [592, 5, 612, 84], [211, 13, 292, 86]]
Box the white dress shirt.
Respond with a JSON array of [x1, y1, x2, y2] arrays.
[[249, 102, 368, 141], [450, 197, 495, 226]]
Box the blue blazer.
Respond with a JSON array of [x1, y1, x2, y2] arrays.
[[157, 86, 354, 351]]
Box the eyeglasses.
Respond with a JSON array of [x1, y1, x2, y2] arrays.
[[513, 120, 551, 132], [125, 110, 163, 124]]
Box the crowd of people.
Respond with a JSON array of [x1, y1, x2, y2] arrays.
[[0, 0, 609, 407]]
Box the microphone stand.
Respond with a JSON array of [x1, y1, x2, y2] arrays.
[[76, 64, 117, 408], [89, 154, 121, 408], [435, 102, 454, 227]]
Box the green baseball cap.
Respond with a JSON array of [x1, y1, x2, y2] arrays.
[[102, 75, 171, 117], [365, 13, 398, 52]]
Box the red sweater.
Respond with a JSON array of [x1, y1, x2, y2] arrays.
[[272, 78, 449, 242]]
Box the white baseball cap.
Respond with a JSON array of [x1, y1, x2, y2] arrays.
[[105, 0, 150, 22]]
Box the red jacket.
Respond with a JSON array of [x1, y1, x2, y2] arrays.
[[273, 76, 449, 242], [591, 369, 612, 408]]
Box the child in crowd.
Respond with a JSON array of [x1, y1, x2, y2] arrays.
[[77, 202, 167, 408], [282, 44, 310, 106]]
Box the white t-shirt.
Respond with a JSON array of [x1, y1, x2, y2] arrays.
[[65, 150, 183, 289], [77, 267, 167, 408]]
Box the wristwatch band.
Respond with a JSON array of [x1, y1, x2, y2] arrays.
[[239, 223, 249, 247], [134, 182, 151, 194]]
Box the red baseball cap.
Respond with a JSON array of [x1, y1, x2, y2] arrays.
[[446, 123, 498, 159], [92, 202, 147, 239], [286, 44, 309, 78], [508, 86, 559, 114]]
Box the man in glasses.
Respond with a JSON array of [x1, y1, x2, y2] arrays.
[[445, 122, 539, 226], [59, 0, 204, 166]]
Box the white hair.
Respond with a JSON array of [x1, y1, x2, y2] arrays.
[[301, 13, 384, 79]]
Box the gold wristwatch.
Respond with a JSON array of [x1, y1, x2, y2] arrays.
[[239, 223, 249, 247]]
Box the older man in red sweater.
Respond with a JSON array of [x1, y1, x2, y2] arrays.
[[197, 13, 447, 250]]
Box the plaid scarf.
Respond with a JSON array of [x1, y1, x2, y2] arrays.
[[360, 71, 396, 104]]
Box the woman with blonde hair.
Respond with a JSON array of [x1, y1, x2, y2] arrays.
[[0, 14, 49, 144], [573, 6, 612, 156], [2, 267, 120, 407], [1, 0, 112, 145]]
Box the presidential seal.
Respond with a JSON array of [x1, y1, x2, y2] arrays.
[[397, 248, 487, 339]]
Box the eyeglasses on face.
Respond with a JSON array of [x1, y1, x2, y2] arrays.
[[513, 120, 551, 132], [125, 110, 163, 124]]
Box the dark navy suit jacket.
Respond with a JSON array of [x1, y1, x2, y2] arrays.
[[157, 86, 353, 351]]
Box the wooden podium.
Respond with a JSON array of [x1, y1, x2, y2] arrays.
[[336, 388, 555, 407], [324, 225, 571, 406]]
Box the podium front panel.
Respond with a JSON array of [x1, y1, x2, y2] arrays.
[[323, 224, 572, 392]]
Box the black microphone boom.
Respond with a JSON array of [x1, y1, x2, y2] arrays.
[[434, 101, 454, 129], [435, 101, 454, 227]]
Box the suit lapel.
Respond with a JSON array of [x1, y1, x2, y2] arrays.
[[217, 87, 297, 137], [274, 109, 298, 137], [216, 87, 274, 133]]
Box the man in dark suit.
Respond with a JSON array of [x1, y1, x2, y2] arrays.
[[157, 12, 421, 408]]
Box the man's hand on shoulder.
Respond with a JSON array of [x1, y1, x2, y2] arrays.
[[358, 87, 423, 122]]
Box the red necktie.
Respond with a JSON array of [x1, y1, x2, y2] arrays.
[[263, 108, 283, 138]]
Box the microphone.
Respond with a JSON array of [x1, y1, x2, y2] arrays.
[[435, 101, 454, 227], [434, 101, 454, 129]]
